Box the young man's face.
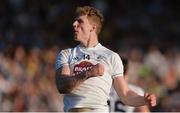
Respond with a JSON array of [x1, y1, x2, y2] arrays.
[[73, 15, 94, 42]]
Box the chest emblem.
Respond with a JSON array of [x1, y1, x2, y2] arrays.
[[73, 61, 94, 74]]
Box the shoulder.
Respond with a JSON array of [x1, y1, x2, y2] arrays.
[[59, 48, 71, 55], [99, 44, 119, 58], [57, 45, 79, 56]]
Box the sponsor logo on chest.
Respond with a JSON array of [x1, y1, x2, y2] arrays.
[[73, 61, 94, 74]]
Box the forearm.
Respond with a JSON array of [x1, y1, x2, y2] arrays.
[[56, 70, 91, 94], [122, 90, 146, 107], [113, 75, 156, 107]]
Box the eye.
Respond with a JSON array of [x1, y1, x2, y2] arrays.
[[75, 18, 84, 23], [77, 19, 83, 23]]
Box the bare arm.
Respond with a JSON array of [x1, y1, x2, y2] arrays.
[[113, 76, 156, 107], [55, 63, 104, 94]]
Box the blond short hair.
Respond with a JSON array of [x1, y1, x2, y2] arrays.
[[76, 6, 104, 35]]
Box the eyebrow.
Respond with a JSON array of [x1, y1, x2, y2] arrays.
[[76, 18, 83, 23], [75, 18, 83, 23]]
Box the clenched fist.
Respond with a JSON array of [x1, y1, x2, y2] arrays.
[[86, 63, 104, 78], [144, 92, 157, 107]]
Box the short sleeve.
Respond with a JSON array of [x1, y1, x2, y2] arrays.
[[110, 53, 124, 78], [55, 49, 69, 70]]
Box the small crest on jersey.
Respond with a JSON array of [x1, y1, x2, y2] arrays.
[[73, 61, 94, 74], [97, 55, 102, 60], [73, 56, 79, 61], [96, 55, 106, 61]]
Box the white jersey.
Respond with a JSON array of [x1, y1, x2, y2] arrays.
[[109, 83, 144, 112], [55, 43, 124, 112]]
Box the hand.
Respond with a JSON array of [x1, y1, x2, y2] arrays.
[[87, 63, 104, 78], [144, 92, 157, 107]]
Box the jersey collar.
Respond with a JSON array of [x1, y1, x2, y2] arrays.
[[78, 43, 102, 50]]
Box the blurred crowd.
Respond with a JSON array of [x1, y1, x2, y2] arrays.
[[0, 0, 180, 112]]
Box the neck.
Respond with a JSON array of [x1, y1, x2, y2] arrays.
[[81, 35, 99, 48]]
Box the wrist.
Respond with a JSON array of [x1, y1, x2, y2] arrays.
[[144, 96, 148, 105], [85, 70, 91, 78]]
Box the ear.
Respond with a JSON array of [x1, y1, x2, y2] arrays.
[[90, 25, 97, 32]]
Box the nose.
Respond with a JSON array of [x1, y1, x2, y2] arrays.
[[73, 21, 78, 28]]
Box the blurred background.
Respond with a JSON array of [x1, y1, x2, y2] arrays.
[[0, 0, 180, 111]]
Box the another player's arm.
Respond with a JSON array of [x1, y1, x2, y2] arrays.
[[113, 76, 156, 107], [55, 64, 104, 94]]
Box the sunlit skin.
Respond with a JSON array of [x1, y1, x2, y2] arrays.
[[73, 15, 98, 48]]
